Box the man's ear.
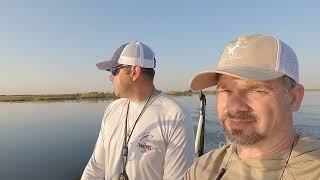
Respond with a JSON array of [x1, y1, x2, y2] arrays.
[[290, 84, 304, 112], [131, 65, 141, 82]]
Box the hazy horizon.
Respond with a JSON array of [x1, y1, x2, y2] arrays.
[[1, 1, 320, 95]]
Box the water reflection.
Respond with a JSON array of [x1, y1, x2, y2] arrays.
[[0, 93, 319, 179]]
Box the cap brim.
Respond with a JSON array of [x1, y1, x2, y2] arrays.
[[96, 60, 120, 70], [189, 70, 218, 91], [189, 66, 284, 91]]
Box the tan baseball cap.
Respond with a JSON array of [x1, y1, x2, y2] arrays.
[[189, 34, 299, 91]]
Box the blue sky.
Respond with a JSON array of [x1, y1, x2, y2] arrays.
[[1, 0, 320, 95]]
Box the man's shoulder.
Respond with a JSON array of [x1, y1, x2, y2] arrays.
[[185, 144, 231, 179], [156, 93, 182, 107], [291, 134, 320, 163], [106, 98, 127, 110], [154, 93, 187, 115], [189, 144, 230, 171], [194, 144, 231, 166], [299, 134, 320, 147], [288, 135, 320, 179]]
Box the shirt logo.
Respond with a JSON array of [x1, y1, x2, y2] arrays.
[[136, 132, 155, 153]]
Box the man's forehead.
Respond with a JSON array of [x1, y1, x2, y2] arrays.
[[217, 74, 279, 88]]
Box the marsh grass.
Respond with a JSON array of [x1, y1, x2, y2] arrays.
[[0, 90, 222, 102], [0, 92, 116, 102]]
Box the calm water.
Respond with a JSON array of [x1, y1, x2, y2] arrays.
[[0, 93, 320, 180]]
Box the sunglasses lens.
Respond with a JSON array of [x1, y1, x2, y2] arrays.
[[108, 65, 130, 76], [111, 68, 117, 76]]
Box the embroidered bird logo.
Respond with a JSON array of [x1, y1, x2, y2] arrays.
[[226, 39, 248, 60]]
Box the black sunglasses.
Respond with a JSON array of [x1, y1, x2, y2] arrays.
[[107, 65, 131, 76]]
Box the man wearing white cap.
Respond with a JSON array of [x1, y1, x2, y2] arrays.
[[185, 34, 320, 180], [81, 41, 194, 180]]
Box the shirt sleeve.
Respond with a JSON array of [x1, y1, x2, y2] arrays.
[[163, 114, 195, 180], [80, 128, 106, 180]]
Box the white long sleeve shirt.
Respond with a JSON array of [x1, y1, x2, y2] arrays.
[[81, 93, 195, 180]]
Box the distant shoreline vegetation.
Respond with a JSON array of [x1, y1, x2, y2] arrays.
[[304, 89, 320, 91], [1, 89, 319, 102], [166, 90, 217, 96], [0, 92, 116, 102], [0, 91, 203, 102]]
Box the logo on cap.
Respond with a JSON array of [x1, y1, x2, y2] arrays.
[[226, 39, 248, 61]]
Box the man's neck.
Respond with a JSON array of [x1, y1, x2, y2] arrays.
[[236, 131, 296, 159], [128, 84, 160, 102]]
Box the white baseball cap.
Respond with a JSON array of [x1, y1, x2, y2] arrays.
[[96, 41, 156, 70], [189, 34, 299, 91]]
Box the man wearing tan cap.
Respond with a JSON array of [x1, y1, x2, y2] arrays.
[[185, 34, 320, 180]]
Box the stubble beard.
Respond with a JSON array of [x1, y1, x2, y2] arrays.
[[221, 111, 265, 145], [224, 128, 265, 145]]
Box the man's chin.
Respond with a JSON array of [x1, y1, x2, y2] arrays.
[[113, 91, 121, 98], [225, 129, 265, 145]]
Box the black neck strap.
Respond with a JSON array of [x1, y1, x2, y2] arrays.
[[121, 89, 154, 176]]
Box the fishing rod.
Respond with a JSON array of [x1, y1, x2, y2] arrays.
[[195, 90, 206, 157]]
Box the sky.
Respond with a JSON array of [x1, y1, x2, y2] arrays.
[[1, 0, 320, 95]]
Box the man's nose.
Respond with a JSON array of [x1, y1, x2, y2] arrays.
[[225, 93, 251, 114]]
